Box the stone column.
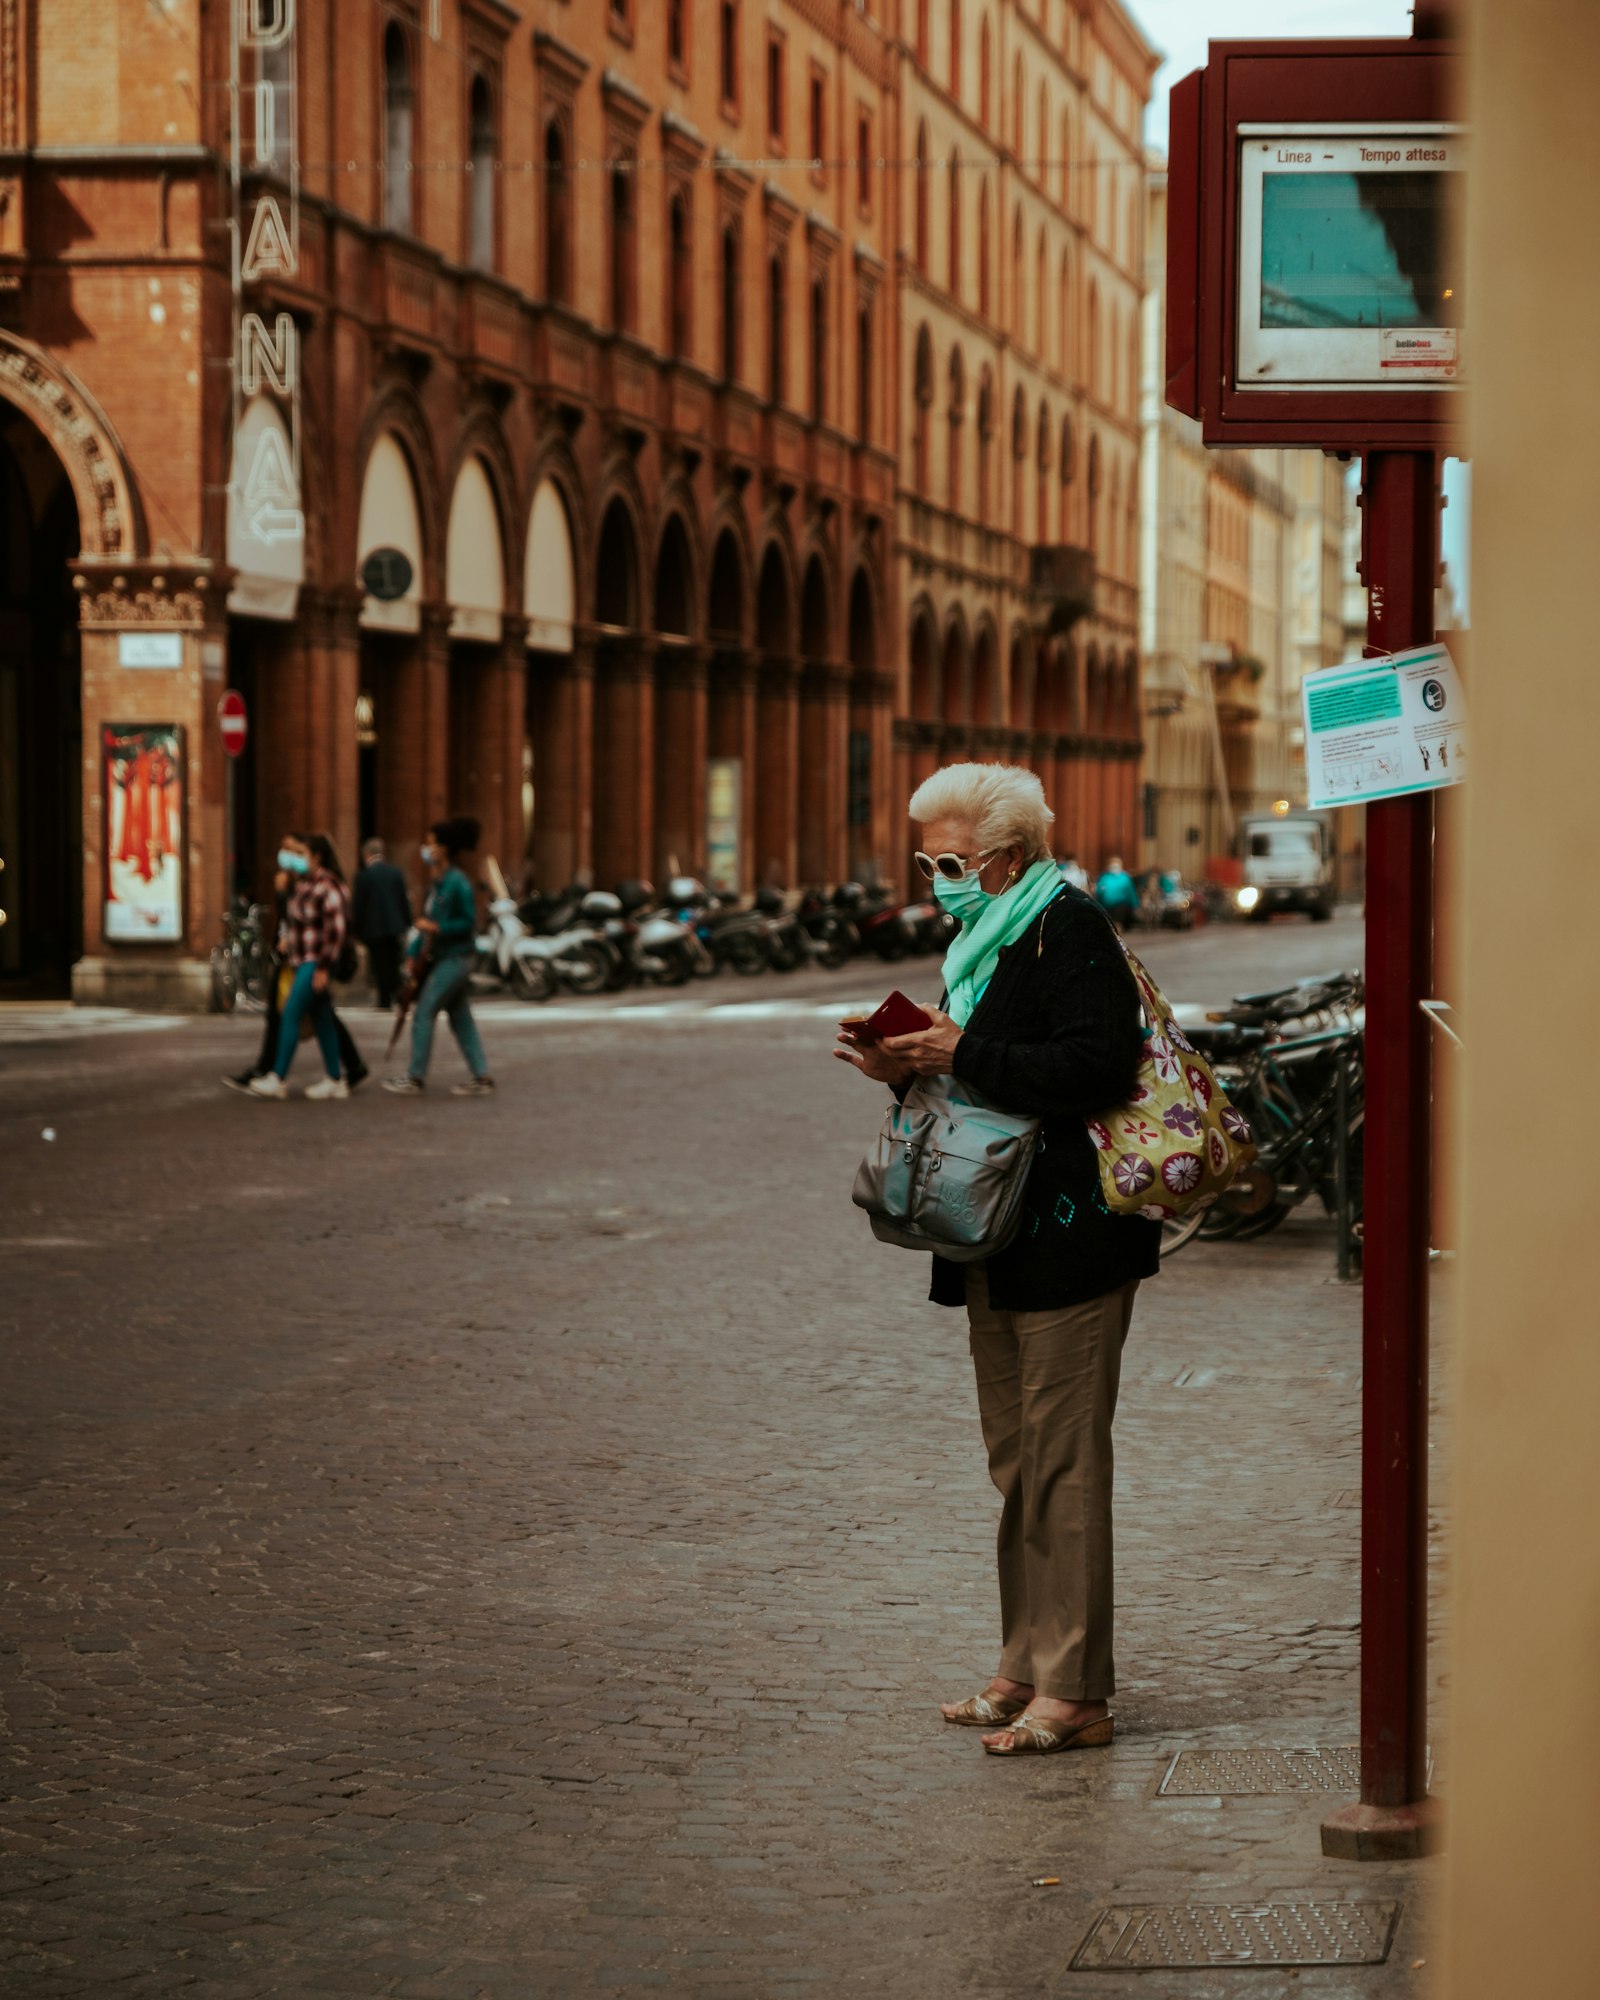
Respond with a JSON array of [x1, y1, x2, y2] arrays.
[[798, 660, 850, 885], [592, 636, 655, 888], [382, 606, 450, 860], [528, 635, 594, 889], [653, 641, 709, 882], [306, 587, 361, 872], [708, 652, 758, 893], [755, 655, 801, 889]]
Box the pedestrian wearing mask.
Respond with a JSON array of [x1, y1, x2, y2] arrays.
[[835, 762, 1156, 1756], [383, 816, 495, 1097], [350, 836, 412, 1009], [247, 832, 357, 1100], [224, 832, 367, 1095]]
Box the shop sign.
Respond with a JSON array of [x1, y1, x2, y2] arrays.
[[707, 759, 742, 893], [118, 632, 184, 669]]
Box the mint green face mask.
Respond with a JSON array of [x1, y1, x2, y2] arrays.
[[933, 868, 993, 924]]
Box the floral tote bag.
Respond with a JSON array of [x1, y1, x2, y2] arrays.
[[1086, 942, 1256, 1220]]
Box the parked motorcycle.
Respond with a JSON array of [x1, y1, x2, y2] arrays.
[[666, 877, 770, 977], [753, 885, 818, 972], [796, 886, 855, 970], [616, 879, 713, 984]]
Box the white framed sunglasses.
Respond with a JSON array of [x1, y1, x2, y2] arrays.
[[913, 846, 998, 883]]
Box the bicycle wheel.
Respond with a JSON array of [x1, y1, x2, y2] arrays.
[[210, 944, 238, 1013], [1159, 1208, 1207, 1257]]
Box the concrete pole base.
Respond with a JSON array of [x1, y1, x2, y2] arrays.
[[1320, 1795, 1443, 1861]]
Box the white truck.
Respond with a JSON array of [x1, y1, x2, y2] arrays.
[[1233, 811, 1336, 923]]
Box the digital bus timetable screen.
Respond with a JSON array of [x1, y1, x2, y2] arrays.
[[1236, 126, 1465, 389]]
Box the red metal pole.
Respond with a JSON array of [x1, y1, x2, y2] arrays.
[[1322, 449, 1441, 1859]]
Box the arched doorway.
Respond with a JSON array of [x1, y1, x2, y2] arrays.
[[355, 430, 429, 860], [704, 525, 749, 893], [591, 495, 646, 887], [754, 542, 796, 888], [524, 476, 580, 888], [796, 554, 839, 885], [846, 567, 878, 876], [651, 512, 702, 881], [0, 405, 81, 992]]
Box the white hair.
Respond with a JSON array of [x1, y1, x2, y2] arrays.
[[908, 762, 1055, 861]]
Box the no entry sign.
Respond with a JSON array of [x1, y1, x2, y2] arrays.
[[218, 689, 249, 759]]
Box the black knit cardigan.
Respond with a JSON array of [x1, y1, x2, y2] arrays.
[[930, 883, 1162, 1312]]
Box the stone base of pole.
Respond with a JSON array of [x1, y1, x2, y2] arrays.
[[1320, 1796, 1443, 1861]]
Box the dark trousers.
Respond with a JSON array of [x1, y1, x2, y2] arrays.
[[365, 934, 403, 1009], [251, 962, 365, 1081]]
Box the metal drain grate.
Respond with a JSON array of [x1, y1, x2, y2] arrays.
[[1071, 1900, 1401, 1970], [1159, 1745, 1360, 1795]]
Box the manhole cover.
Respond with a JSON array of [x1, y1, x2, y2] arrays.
[[1159, 1746, 1360, 1795], [1070, 1901, 1400, 1970]]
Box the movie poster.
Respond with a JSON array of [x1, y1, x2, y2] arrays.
[[103, 724, 185, 943]]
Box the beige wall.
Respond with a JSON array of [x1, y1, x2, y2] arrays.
[[1441, 2, 1600, 1992]]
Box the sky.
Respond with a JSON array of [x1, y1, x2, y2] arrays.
[[1132, 0, 1416, 152], [1129, 0, 1469, 621]]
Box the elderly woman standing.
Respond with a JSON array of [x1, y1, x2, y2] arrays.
[[836, 762, 1159, 1755]]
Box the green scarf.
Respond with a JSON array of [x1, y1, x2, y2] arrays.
[[942, 860, 1065, 1027]]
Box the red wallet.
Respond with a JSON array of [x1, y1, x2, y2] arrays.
[[839, 990, 933, 1045]]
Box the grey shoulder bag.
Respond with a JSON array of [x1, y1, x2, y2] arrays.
[[851, 1074, 1041, 1262]]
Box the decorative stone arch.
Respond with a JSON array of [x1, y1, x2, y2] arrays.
[[1007, 619, 1033, 728], [445, 413, 520, 609], [0, 330, 143, 559], [908, 593, 940, 719], [847, 562, 877, 675], [940, 603, 971, 727], [525, 430, 589, 614], [706, 511, 750, 648], [799, 547, 833, 663], [354, 383, 443, 598], [593, 486, 645, 630], [971, 614, 999, 727], [652, 507, 698, 640], [755, 535, 796, 659]]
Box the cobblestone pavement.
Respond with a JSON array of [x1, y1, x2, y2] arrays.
[[1, 912, 1447, 2000]]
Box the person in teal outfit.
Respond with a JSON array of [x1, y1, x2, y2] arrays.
[[383, 816, 495, 1097], [1094, 855, 1140, 930]]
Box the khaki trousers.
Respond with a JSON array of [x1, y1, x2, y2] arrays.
[[965, 1264, 1139, 1701]]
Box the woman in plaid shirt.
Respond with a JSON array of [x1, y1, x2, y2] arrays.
[[248, 833, 353, 1100]]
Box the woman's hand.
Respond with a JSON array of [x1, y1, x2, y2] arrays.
[[883, 1004, 963, 1077], [833, 1034, 912, 1088], [415, 916, 439, 936]]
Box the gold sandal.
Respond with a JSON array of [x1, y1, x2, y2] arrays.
[[943, 1682, 1034, 1727], [981, 1710, 1115, 1756]]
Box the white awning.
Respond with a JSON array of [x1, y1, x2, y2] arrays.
[[446, 457, 505, 644], [226, 395, 305, 622], [357, 432, 425, 634], [524, 478, 575, 654]]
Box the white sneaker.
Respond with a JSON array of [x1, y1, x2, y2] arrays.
[[247, 1073, 288, 1100], [304, 1076, 349, 1101]]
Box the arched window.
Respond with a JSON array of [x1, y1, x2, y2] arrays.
[[1058, 246, 1071, 374], [916, 0, 929, 67], [856, 298, 873, 441], [721, 223, 741, 380], [1012, 54, 1024, 156], [1129, 316, 1141, 418], [979, 15, 992, 129], [1059, 412, 1075, 543], [1060, 106, 1072, 212], [382, 24, 413, 233], [947, 345, 965, 514], [913, 323, 934, 495], [1108, 299, 1119, 411], [1036, 226, 1047, 358], [1011, 386, 1027, 534], [669, 192, 692, 359], [1088, 279, 1101, 399], [768, 251, 787, 402], [810, 272, 828, 422], [1036, 400, 1051, 543], [915, 122, 929, 272], [1012, 203, 1024, 339], [609, 152, 636, 330], [1035, 82, 1048, 185], [949, 0, 962, 99], [468, 75, 495, 270], [544, 120, 570, 305], [976, 368, 994, 526], [1087, 431, 1102, 559], [948, 151, 962, 300], [978, 179, 991, 318]]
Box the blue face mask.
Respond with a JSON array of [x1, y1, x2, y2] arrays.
[[278, 848, 310, 876], [932, 868, 993, 924]]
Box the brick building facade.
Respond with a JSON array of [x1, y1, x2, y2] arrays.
[[0, 0, 1153, 1008]]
